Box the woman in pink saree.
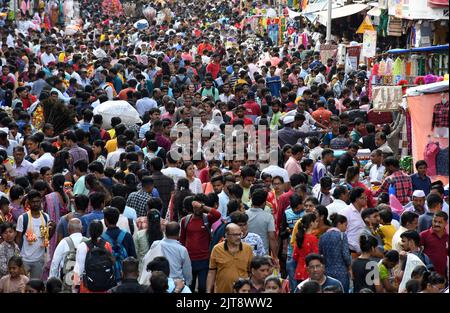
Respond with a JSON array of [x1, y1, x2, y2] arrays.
[[42, 173, 70, 280]]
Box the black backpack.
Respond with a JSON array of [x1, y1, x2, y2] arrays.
[[83, 239, 116, 292], [174, 75, 188, 91]]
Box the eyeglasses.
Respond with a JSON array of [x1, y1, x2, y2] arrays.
[[227, 233, 242, 237]]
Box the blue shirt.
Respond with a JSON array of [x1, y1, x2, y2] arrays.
[[410, 173, 432, 195], [123, 206, 137, 221], [80, 210, 104, 236], [266, 76, 282, 98]]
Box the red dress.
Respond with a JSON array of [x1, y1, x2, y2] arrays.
[[293, 233, 319, 281]]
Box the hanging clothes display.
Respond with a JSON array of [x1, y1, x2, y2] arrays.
[[378, 9, 388, 37], [392, 57, 404, 84], [423, 141, 440, 176], [432, 98, 449, 138]]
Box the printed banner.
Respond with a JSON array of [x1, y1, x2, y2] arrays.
[[320, 44, 338, 64], [362, 30, 377, 57]]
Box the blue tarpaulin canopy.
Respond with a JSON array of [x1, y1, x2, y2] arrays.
[[387, 44, 449, 54]]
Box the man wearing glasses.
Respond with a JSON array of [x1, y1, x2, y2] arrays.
[[296, 253, 344, 293], [206, 223, 253, 293]]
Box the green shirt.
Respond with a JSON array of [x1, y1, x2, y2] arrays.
[[350, 130, 362, 145], [378, 262, 390, 281], [73, 175, 89, 196]]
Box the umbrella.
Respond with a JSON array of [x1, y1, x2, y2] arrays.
[[134, 19, 149, 30], [93, 100, 142, 129]]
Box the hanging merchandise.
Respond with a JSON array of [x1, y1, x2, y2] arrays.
[[388, 16, 402, 37], [431, 94, 449, 138], [415, 20, 432, 47], [423, 141, 440, 176], [378, 9, 389, 37], [392, 57, 404, 84]]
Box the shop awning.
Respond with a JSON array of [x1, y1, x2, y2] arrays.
[[387, 44, 449, 54], [367, 7, 381, 17], [316, 3, 370, 26], [406, 81, 449, 96]]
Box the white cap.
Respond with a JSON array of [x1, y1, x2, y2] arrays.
[[283, 115, 295, 125], [412, 190, 426, 198]]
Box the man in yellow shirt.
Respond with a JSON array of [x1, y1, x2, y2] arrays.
[[207, 223, 253, 293], [105, 123, 126, 154]]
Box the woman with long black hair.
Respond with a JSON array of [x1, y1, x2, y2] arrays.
[[170, 178, 193, 222], [292, 213, 319, 284], [319, 213, 352, 293], [134, 198, 164, 272], [41, 173, 71, 279]]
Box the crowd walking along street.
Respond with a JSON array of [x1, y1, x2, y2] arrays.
[[0, 0, 448, 294]]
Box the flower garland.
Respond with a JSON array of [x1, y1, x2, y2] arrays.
[[24, 211, 49, 248]]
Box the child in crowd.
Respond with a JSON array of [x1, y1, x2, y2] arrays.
[[0, 256, 29, 293]]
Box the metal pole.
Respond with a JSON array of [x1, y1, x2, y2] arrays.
[[326, 0, 332, 44]]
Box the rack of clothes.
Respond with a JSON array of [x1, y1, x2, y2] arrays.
[[370, 48, 449, 86], [241, 15, 289, 46]]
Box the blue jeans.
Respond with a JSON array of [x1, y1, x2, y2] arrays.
[[286, 257, 298, 292], [190, 259, 209, 293]]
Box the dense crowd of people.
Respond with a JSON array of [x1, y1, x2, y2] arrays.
[[0, 0, 448, 294]]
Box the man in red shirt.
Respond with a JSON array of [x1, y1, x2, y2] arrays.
[[16, 86, 37, 110], [243, 92, 261, 123], [180, 197, 221, 293], [206, 55, 221, 79], [420, 211, 449, 277], [198, 38, 214, 56], [230, 105, 253, 126], [311, 101, 333, 127], [118, 79, 137, 100]]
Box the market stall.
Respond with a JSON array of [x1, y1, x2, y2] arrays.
[[405, 80, 449, 184], [370, 44, 449, 87]]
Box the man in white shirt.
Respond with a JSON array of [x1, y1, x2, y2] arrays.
[[32, 142, 55, 172], [0, 130, 19, 156], [40, 45, 56, 67], [161, 150, 186, 188], [5, 146, 33, 178], [340, 187, 367, 254], [327, 185, 349, 221], [392, 211, 419, 252], [312, 176, 334, 206], [368, 149, 385, 184], [105, 135, 127, 168], [314, 66, 327, 85], [49, 218, 85, 280], [375, 132, 394, 156]]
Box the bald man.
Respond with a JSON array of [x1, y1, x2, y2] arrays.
[[49, 218, 86, 287], [207, 223, 254, 293]]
